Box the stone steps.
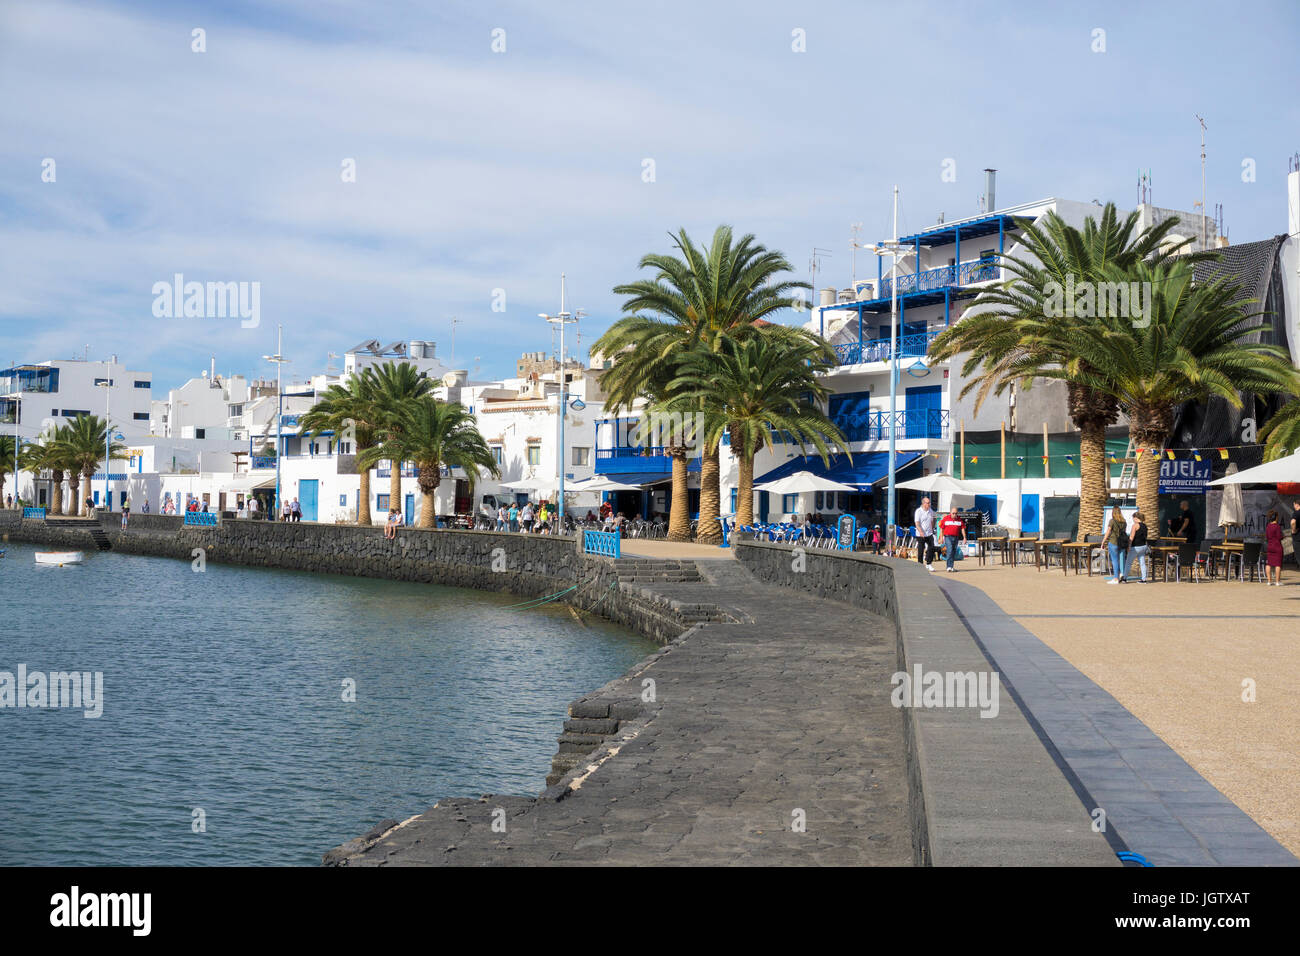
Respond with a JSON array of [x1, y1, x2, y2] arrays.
[[613, 559, 703, 585]]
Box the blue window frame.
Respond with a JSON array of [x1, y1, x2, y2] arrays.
[[133, 412, 149, 420], [729, 488, 737, 514], [782, 493, 799, 513], [376, 494, 390, 511], [134, 380, 150, 389]]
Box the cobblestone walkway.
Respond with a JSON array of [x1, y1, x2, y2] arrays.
[[325, 560, 913, 865]]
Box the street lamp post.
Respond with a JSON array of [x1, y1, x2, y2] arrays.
[[97, 379, 111, 512], [539, 275, 583, 533], [263, 325, 290, 520], [866, 185, 905, 554]]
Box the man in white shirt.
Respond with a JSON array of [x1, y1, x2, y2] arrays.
[[913, 496, 937, 570]]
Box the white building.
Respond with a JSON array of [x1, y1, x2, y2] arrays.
[[1, 355, 153, 444]]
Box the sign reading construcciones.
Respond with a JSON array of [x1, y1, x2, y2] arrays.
[[1159, 458, 1212, 495]]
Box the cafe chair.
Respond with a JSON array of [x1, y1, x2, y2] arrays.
[[1166, 541, 1201, 582], [1227, 541, 1264, 582]]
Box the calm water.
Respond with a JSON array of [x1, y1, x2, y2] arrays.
[[0, 542, 654, 865]]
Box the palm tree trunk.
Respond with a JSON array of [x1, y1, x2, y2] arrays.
[[51, 471, 63, 516], [418, 468, 440, 529], [357, 458, 372, 526], [82, 469, 94, 515], [390, 461, 402, 519], [66, 474, 79, 515], [1131, 424, 1167, 530], [736, 450, 755, 525], [419, 487, 436, 527], [1077, 422, 1108, 539], [667, 451, 691, 541], [696, 444, 722, 544]]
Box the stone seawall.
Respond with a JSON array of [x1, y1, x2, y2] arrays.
[[734, 539, 1117, 867]]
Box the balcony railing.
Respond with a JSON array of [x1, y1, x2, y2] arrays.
[[834, 330, 941, 366], [876, 258, 998, 300], [251, 455, 276, 469], [596, 446, 671, 459], [833, 409, 950, 442]]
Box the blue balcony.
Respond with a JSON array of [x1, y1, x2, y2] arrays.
[[833, 330, 941, 366], [877, 258, 998, 301], [595, 446, 675, 474], [833, 409, 949, 442], [251, 455, 276, 469]]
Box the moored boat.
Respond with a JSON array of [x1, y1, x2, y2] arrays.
[[35, 551, 84, 566]]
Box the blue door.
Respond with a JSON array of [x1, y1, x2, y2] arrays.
[[905, 385, 943, 438], [1020, 494, 1040, 534], [758, 491, 770, 523], [404, 493, 415, 526], [299, 479, 318, 521]]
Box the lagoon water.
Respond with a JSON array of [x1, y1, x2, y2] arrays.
[[0, 542, 654, 865]]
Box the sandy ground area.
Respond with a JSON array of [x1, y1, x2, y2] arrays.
[[936, 554, 1300, 856]]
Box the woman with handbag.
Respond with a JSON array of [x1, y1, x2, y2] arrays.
[[1104, 506, 1129, 584]]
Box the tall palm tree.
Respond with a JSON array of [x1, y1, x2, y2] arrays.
[[596, 226, 809, 542], [0, 435, 15, 506], [1038, 261, 1300, 522], [360, 397, 499, 528], [670, 328, 847, 526], [930, 202, 1211, 538], [368, 361, 436, 512], [44, 425, 71, 515], [51, 415, 127, 516], [17, 437, 59, 511], [299, 373, 381, 525]]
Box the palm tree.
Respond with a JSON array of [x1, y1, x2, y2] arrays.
[[17, 437, 59, 512], [368, 361, 436, 512], [359, 397, 498, 528], [930, 202, 1211, 538], [1039, 261, 1300, 522], [0, 436, 15, 507], [670, 328, 847, 526], [596, 226, 809, 542], [1261, 399, 1300, 461], [299, 373, 381, 525], [51, 415, 127, 516]]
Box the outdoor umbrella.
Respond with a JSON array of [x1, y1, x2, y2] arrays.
[[1208, 451, 1300, 485], [893, 473, 984, 494], [1215, 463, 1245, 529], [754, 470, 858, 494], [569, 475, 646, 492]]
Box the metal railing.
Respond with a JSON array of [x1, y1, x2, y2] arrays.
[[876, 258, 999, 300], [832, 408, 950, 442], [595, 446, 670, 459], [183, 511, 218, 527], [22, 507, 46, 519], [833, 329, 942, 366], [583, 529, 621, 558], [251, 456, 276, 469]]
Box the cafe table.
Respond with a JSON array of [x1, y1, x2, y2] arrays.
[[1005, 536, 1039, 567], [976, 536, 1008, 566], [1034, 537, 1069, 571], [1149, 543, 1181, 581], [1060, 540, 1099, 576], [1210, 541, 1244, 580]]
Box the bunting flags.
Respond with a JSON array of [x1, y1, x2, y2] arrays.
[[1165, 449, 1176, 460], [1218, 448, 1228, 460], [1192, 449, 1202, 461]]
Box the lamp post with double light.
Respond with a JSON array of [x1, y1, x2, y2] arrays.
[[539, 274, 584, 533]]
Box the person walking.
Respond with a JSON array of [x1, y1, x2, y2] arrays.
[[939, 506, 964, 572], [520, 501, 534, 534], [1265, 510, 1284, 586], [871, 525, 883, 555], [913, 496, 937, 570], [1126, 511, 1150, 583], [291, 497, 302, 522], [508, 502, 519, 533], [496, 504, 508, 532], [1290, 500, 1300, 572], [121, 495, 130, 529], [1104, 506, 1129, 584], [248, 496, 259, 520], [142, 498, 150, 514]]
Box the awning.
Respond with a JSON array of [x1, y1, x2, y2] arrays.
[[755, 452, 922, 490], [595, 472, 674, 487], [253, 479, 278, 490]]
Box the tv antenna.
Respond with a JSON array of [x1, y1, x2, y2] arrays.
[[1195, 114, 1208, 249]]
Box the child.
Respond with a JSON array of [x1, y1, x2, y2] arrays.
[[871, 525, 883, 555]]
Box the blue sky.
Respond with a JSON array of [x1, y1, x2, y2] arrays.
[[2, 0, 1297, 392]]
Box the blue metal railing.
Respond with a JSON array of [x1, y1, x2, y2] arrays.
[[832, 409, 950, 442], [22, 507, 45, 519], [595, 446, 670, 459], [583, 530, 621, 558], [834, 329, 941, 366], [251, 456, 276, 469], [876, 258, 998, 300], [183, 511, 218, 527]]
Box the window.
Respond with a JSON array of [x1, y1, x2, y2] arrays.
[[194, 428, 206, 439], [815, 492, 824, 510], [490, 445, 503, 465], [62, 409, 90, 418], [228, 404, 243, 416], [133, 412, 149, 420], [730, 488, 737, 514], [93, 378, 112, 387], [134, 380, 150, 389], [527, 445, 541, 466], [376, 494, 390, 510], [571, 446, 590, 466], [782, 494, 799, 513], [339, 441, 351, 454]]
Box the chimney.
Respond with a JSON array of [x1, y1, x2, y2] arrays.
[[984, 169, 997, 214]]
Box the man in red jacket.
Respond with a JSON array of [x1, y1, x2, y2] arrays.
[[939, 505, 965, 572]]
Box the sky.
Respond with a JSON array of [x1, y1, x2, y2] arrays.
[[2, 0, 1297, 393]]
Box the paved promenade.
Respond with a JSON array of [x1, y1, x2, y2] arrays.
[[326, 561, 915, 865], [935, 563, 1299, 865]]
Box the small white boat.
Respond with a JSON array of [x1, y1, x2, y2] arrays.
[[35, 551, 84, 566]]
